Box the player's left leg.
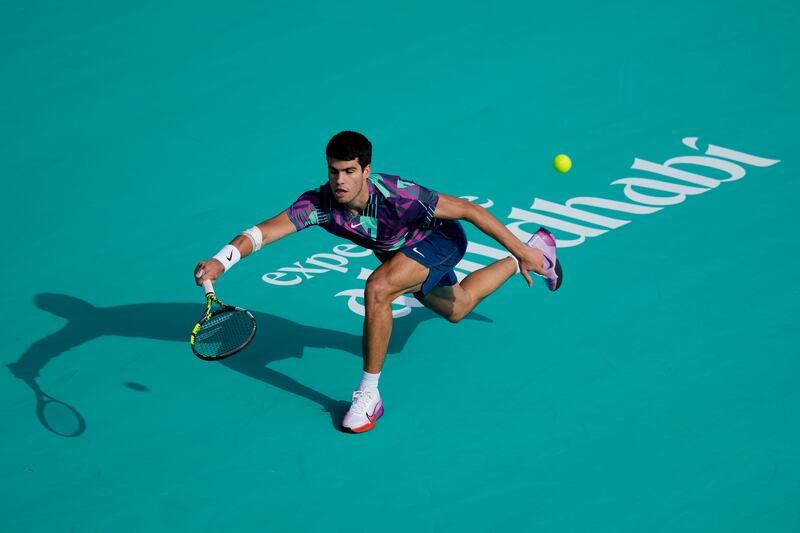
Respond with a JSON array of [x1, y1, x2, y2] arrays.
[[421, 256, 519, 322], [421, 225, 562, 321]]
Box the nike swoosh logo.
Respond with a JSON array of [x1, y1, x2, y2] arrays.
[[351, 222, 362, 228], [227, 251, 233, 261], [366, 406, 377, 422], [413, 247, 424, 257]]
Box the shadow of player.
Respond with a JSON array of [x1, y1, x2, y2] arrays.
[[7, 293, 493, 436]]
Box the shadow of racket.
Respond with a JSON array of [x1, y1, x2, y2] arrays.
[[25, 378, 86, 438]]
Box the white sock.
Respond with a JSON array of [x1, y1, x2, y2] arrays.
[[359, 371, 381, 392]]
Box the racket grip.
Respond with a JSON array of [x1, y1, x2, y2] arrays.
[[202, 279, 215, 296]]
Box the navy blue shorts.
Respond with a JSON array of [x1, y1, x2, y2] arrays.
[[374, 220, 468, 301]]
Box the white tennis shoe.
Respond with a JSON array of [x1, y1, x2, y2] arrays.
[[341, 389, 383, 433]]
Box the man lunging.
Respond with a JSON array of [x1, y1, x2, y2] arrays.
[[194, 131, 562, 433]]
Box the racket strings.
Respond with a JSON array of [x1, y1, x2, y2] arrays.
[[194, 309, 255, 358]]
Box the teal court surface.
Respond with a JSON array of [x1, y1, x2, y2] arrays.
[[2, 2, 798, 531]]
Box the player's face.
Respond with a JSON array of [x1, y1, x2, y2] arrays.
[[327, 158, 370, 205]]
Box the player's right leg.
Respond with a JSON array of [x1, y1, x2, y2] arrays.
[[342, 252, 430, 434]]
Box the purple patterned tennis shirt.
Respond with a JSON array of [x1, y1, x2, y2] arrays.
[[286, 173, 457, 252]]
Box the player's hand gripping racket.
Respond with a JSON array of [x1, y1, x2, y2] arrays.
[[190, 280, 257, 361]]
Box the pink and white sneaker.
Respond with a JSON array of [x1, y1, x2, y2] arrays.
[[526, 226, 563, 291], [341, 389, 383, 433]]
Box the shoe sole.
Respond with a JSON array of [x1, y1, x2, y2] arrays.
[[553, 258, 563, 291], [342, 405, 384, 434]]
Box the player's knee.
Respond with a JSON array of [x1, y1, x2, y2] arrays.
[[364, 275, 394, 306], [447, 309, 468, 323], [446, 293, 473, 323], [445, 313, 462, 324]]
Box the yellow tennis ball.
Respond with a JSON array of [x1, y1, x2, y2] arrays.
[[554, 154, 572, 173]]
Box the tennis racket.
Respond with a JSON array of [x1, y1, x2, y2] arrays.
[[190, 280, 257, 361]]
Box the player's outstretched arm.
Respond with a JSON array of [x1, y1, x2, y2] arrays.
[[194, 211, 297, 285], [434, 193, 545, 286]]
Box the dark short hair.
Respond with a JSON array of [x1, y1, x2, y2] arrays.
[[326, 131, 372, 168]]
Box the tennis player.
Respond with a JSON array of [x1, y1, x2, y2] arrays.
[[194, 131, 562, 433]]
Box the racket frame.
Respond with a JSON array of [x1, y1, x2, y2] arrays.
[[190, 281, 257, 361]]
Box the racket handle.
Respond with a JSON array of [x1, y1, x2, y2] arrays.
[[202, 279, 215, 296]]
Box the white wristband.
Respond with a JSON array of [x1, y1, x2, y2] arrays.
[[239, 225, 263, 252], [213, 244, 241, 272]]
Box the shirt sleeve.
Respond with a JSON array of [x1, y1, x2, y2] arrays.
[[285, 188, 324, 231]]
